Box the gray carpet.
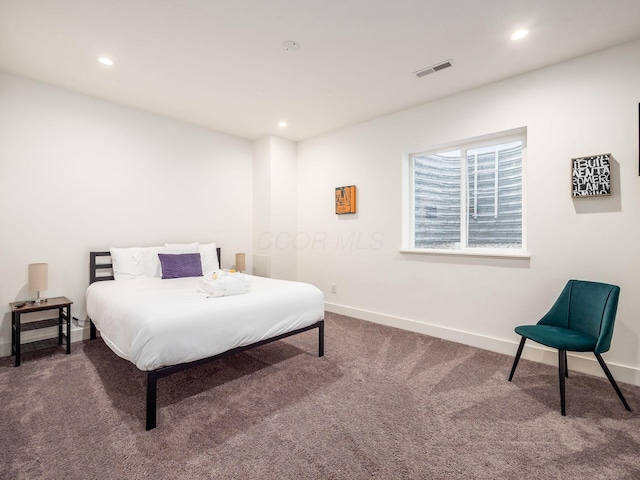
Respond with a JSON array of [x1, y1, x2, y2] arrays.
[[2, 312, 640, 479]]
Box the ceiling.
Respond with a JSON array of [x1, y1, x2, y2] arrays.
[[1, 0, 639, 142]]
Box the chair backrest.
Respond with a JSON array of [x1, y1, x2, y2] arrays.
[[537, 280, 620, 353]]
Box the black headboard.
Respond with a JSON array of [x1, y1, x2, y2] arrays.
[[89, 252, 114, 283], [89, 248, 222, 284]]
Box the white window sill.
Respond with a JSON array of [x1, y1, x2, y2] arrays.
[[399, 248, 531, 260]]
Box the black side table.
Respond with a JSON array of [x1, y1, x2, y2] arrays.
[[10, 296, 73, 367]]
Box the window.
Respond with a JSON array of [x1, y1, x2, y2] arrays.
[[406, 130, 526, 255]]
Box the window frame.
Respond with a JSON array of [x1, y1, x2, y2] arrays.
[[402, 128, 529, 259]]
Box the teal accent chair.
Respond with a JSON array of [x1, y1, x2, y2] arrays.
[[509, 280, 631, 415]]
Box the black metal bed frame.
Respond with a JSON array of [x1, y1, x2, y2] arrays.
[[88, 249, 325, 430]]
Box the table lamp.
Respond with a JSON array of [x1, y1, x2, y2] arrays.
[[28, 263, 48, 304]]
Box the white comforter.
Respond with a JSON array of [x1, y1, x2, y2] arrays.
[[86, 275, 324, 371]]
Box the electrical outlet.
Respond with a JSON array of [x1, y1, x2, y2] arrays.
[[331, 283, 337, 294]]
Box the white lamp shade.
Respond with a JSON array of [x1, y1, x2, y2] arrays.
[[28, 263, 48, 292], [235, 253, 246, 272]]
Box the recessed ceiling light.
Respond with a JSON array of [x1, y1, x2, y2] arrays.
[[278, 121, 288, 128], [98, 57, 114, 66], [511, 29, 528, 41]]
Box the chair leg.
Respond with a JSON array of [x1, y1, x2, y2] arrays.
[[558, 349, 567, 415], [565, 350, 569, 378], [509, 337, 527, 381], [594, 353, 632, 411]]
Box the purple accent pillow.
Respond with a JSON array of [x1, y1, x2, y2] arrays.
[[158, 253, 203, 279]]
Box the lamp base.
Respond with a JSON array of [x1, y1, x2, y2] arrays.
[[31, 292, 47, 305]]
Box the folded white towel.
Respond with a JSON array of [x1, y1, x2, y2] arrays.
[[197, 270, 251, 298]]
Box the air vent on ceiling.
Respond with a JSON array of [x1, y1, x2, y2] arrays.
[[414, 59, 453, 78]]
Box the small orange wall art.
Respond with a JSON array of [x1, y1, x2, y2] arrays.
[[335, 185, 357, 214]]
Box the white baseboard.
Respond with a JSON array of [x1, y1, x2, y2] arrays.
[[325, 302, 640, 387], [5, 305, 639, 389]]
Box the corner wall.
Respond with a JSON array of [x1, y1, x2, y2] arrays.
[[296, 39, 640, 385], [252, 135, 297, 280]]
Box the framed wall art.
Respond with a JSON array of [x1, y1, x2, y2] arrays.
[[571, 153, 611, 197], [335, 185, 357, 214]]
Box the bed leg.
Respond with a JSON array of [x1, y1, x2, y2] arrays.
[[318, 320, 324, 357], [89, 319, 97, 340], [146, 372, 158, 430]]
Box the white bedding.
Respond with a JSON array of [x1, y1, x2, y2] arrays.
[[86, 275, 324, 371]]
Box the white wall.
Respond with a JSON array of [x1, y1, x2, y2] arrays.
[[252, 135, 297, 280], [0, 72, 253, 353], [252, 136, 272, 276], [269, 136, 298, 280], [296, 39, 640, 384]]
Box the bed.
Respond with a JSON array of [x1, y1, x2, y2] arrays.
[[86, 248, 325, 430]]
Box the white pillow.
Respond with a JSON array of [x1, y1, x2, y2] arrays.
[[164, 243, 199, 253], [110, 243, 206, 279], [199, 242, 219, 275], [142, 246, 167, 278], [110, 247, 144, 280]]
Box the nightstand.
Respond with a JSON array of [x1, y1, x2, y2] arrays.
[[10, 296, 73, 367]]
